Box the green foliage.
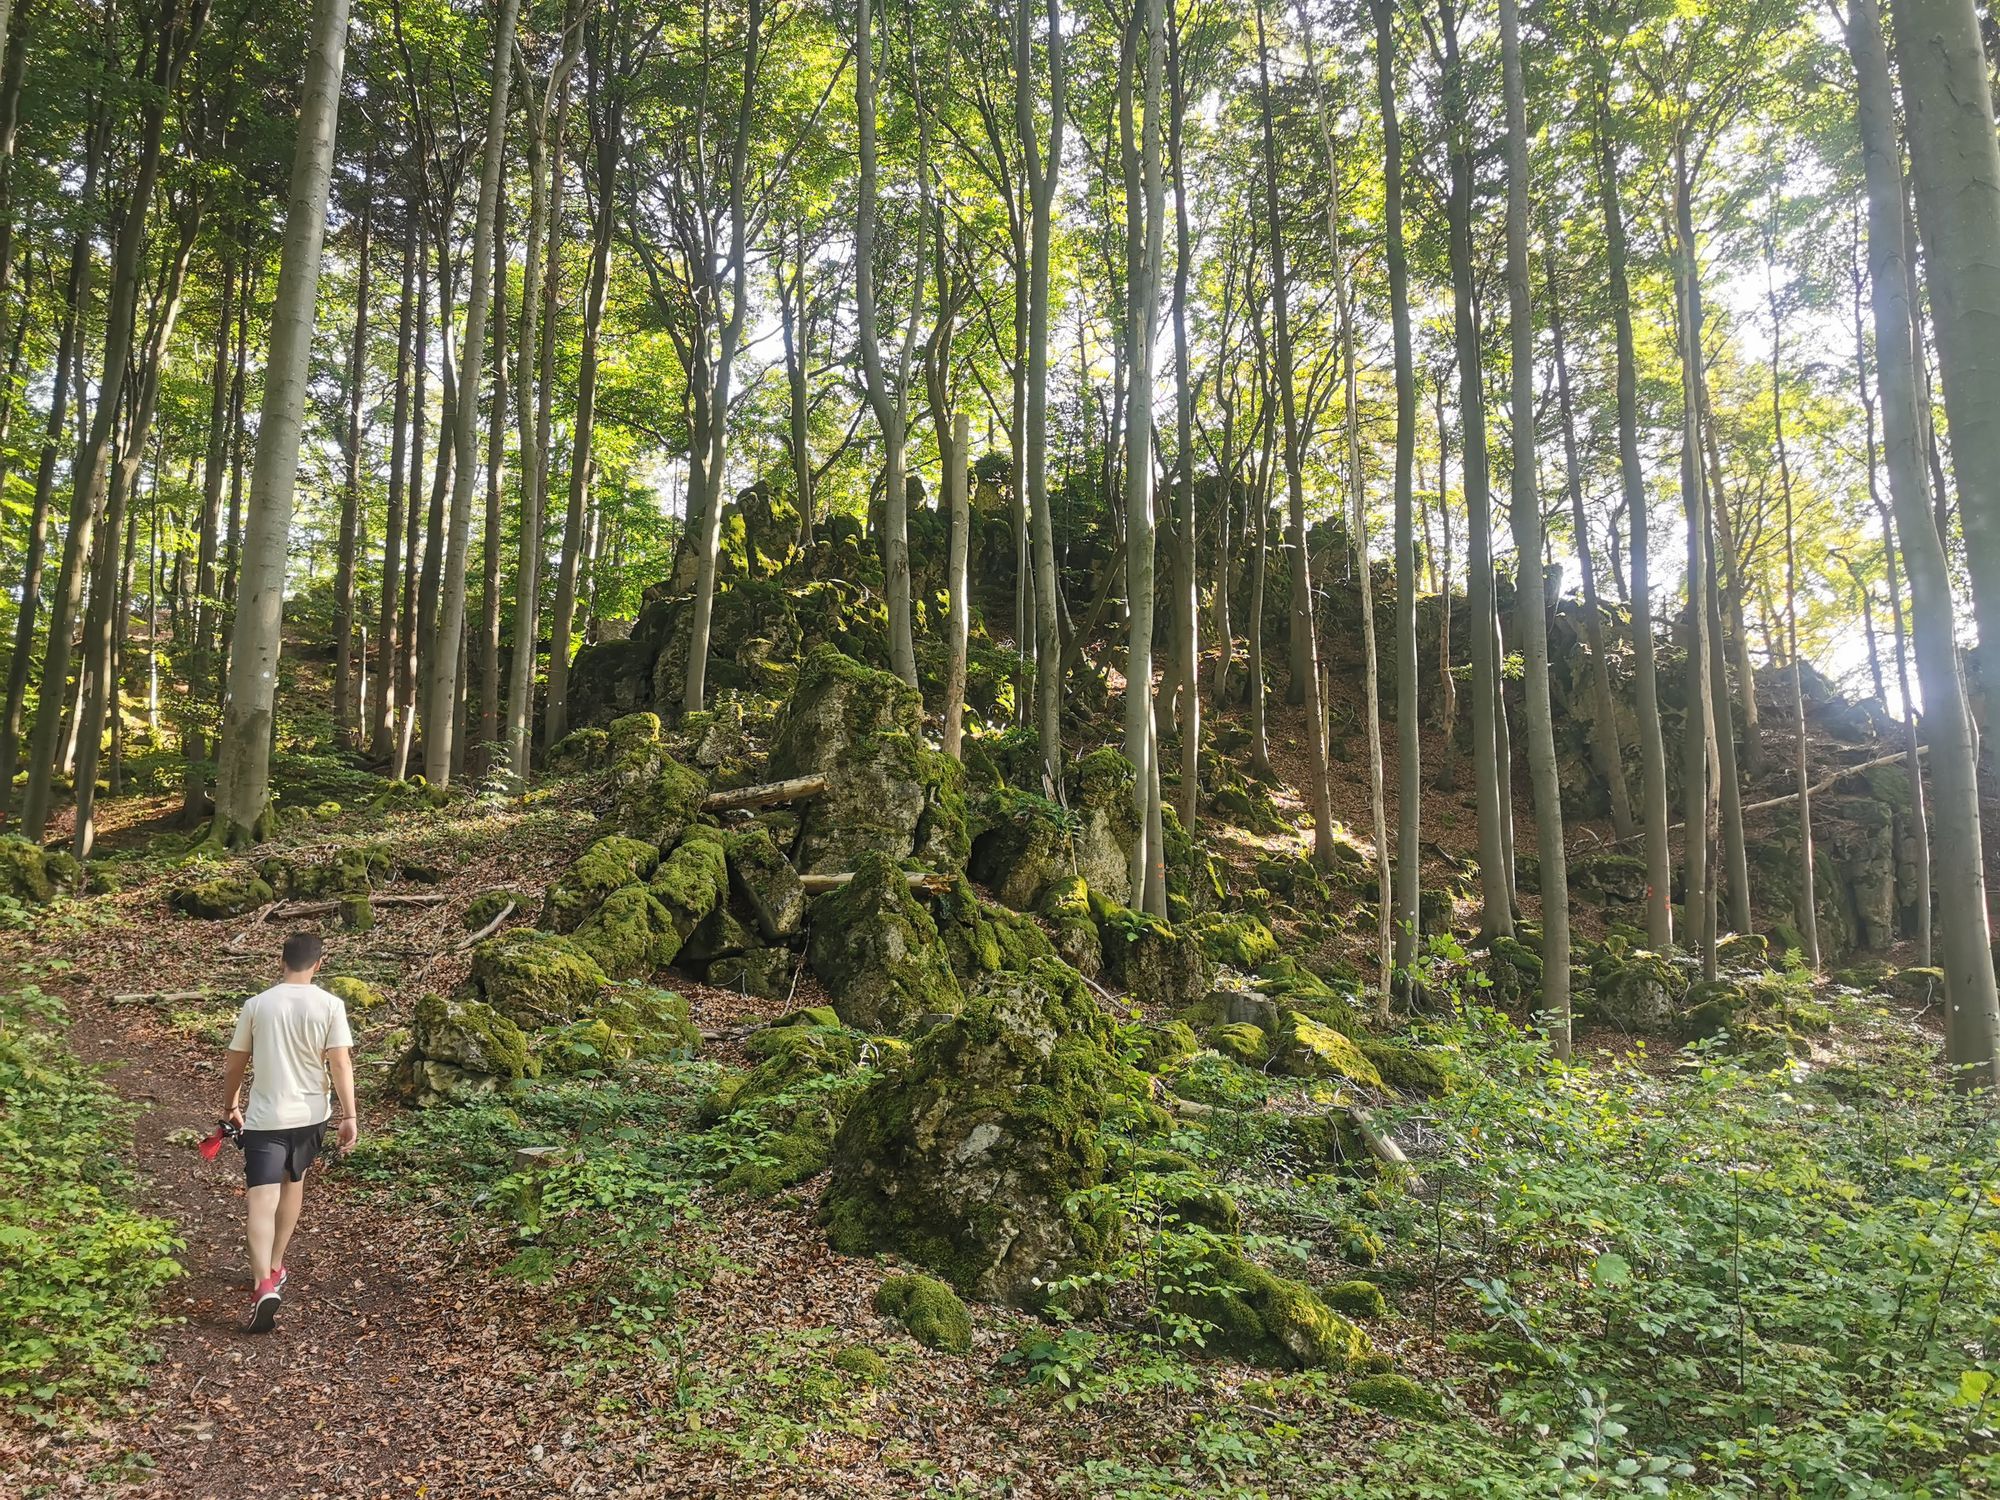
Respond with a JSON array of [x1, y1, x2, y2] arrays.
[[0, 988, 181, 1421]]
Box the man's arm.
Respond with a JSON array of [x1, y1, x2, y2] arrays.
[[327, 1047, 358, 1150], [222, 1049, 249, 1128]]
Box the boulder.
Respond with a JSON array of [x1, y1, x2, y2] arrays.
[[465, 930, 608, 1027], [603, 713, 708, 846], [928, 875, 1060, 988], [1186, 912, 1280, 971], [806, 852, 965, 1033], [1349, 1372, 1444, 1421], [591, 986, 700, 1058], [767, 645, 967, 875], [1590, 950, 1688, 1033], [572, 885, 683, 980], [967, 793, 1071, 910], [704, 1016, 879, 1194], [171, 871, 274, 919], [1172, 1250, 1374, 1370], [323, 975, 385, 1013], [391, 993, 537, 1106], [1066, 750, 1141, 906], [465, 887, 533, 930], [651, 827, 731, 935], [1093, 894, 1216, 1009], [704, 947, 795, 998], [1569, 851, 1650, 907], [1038, 876, 1103, 978], [543, 834, 660, 932], [680, 903, 760, 971], [725, 827, 806, 940], [821, 960, 1133, 1306], [873, 1273, 972, 1354], [1271, 1013, 1384, 1088]]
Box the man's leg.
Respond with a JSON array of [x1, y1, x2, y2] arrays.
[[245, 1184, 281, 1286], [271, 1173, 307, 1273]]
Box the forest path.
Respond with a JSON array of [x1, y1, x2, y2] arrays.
[[54, 986, 548, 1499]]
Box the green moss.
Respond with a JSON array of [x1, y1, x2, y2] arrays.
[[1448, 1328, 1557, 1371], [465, 887, 533, 930], [1357, 1040, 1449, 1096], [466, 929, 608, 1027], [1176, 1251, 1374, 1370], [1093, 893, 1216, 1009], [572, 884, 682, 980], [1348, 1372, 1444, 1421], [707, 1022, 875, 1194], [607, 711, 663, 754], [651, 827, 731, 934], [171, 872, 274, 919], [832, 1344, 890, 1383], [1134, 1019, 1198, 1072], [537, 1018, 633, 1075], [0, 838, 55, 904], [546, 726, 610, 772], [873, 1273, 973, 1354], [725, 826, 806, 940], [543, 835, 661, 932], [590, 987, 699, 1058], [930, 875, 1059, 986], [1715, 931, 1771, 969], [1186, 912, 1281, 971], [1208, 1022, 1271, 1068], [323, 975, 384, 1014], [392, 993, 537, 1106], [1273, 1015, 1384, 1088], [806, 851, 965, 1033], [1321, 1279, 1390, 1319], [1037, 875, 1103, 977], [606, 744, 708, 846]]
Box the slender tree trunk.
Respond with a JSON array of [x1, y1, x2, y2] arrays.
[[780, 231, 814, 537], [1673, 158, 1715, 974], [1547, 239, 1634, 839], [1879, 513, 1932, 965], [1434, 375, 1457, 783], [544, 53, 618, 748], [1255, 0, 1331, 875], [1246, 372, 1274, 780], [1021, 0, 1065, 787], [374, 216, 415, 761], [1598, 97, 1672, 946], [211, 0, 351, 844], [944, 411, 970, 757], [393, 218, 429, 780], [478, 188, 508, 762], [423, 0, 518, 785], [334, 167, 372, 749], [1893, 0, 2000, 738], [1167, 10, 1198, 833]]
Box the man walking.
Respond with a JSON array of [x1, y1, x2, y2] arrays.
[[220, 931, 358, 1333]]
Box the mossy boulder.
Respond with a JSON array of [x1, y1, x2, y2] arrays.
[[1321, 1279, 1390, 1319], [807, 852, 965, 1033], [1887, 965, 1945, 1003], [536, 1018, 632, 1075], [1349, 1372, 1444, 1421], [604, 714, 708, 845], [725, 826, 806, 940], [706, 1019, 877, 1194], [465, 887, 533, 930], [571, 885, 682, 980], [873, 1273, 973, 1354], [1174, 1250, 1374, 1371], [1208, 1021, 1271, 1068], [1570, 851, 1650, 906], [0, 836, 61, 904], [768, 646, 966, 875], [651, 826, 731, 935], [967, 792, 1072, 910], [704, 947, 795, 998], [170, 871, 274, 919], [543, 835, 660, 932], [1186, 912, 1280, 971], [821, 960, 1133, 1306], [1715, 931, 1771, 970], [1093, 893, 1216, 1009], [1590, 950, 1688, 1033], [1133, 1019, 1199, 1073], [465, 929, 608, 1027], [259, 843, 393, 899], [1271, 1014, 1384, 1088], [323, 975, 385, 1014], [832, 1344, 890, 1383], [1357, 1040, 1449, 1096], [546, 726, 610, 773], [391, 993, 537, 1106], [591, 986, 699, 1058], [1038, 875, 1102, 978], [1067, 750, 1141, 906], [1485, 935, 1544, 1006], [929, 875, 1060, 987]]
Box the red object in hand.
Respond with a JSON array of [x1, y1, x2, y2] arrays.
[[198, 1120, 242, 1161]]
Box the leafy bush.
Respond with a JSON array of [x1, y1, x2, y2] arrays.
[[0, 987, 181, 1422]]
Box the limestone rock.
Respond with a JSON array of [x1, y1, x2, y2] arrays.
[[1037, 876, 1102, 978], [704, 947, 795, 999], [572, 885, 682, 980], [171, 871, 274, 919], [591, 987, 700, 1058], [1067, 750, 1140, 906], [0, 838, 60, 904], [603, 712, 708, 846], [807, 852, 965, 1033], [651, 827, 731, 935], [1092, 893, 1215, 1009], [1590, 950, 1688, 1033], [1172, 1251, 1374, 1370], [465, 930, 608, 1027], [543, 834, 660, 932], [967, 793, 1071, 910], [821, 960, 1132, 1306], [391, 993, 537, 1106], [705, 1016, 878, 1194], [725, 827, 805, 940], [873, 1273, 973, 1353], [928, 875, 1059, 988]]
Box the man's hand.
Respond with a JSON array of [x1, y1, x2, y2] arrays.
[[226, 1103, 245, 1131], [337, 1115, 358, 1151]]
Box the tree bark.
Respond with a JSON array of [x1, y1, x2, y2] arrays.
[[1673, 157, 1716, 974], [944, 412, 970, 757], [1020, 0, 1065, 788], [1850, 0, 1999, 1088], [211, 0, 351, 844], [334, 165, 373, 749], [478, 181, 508, 761], [374, 215, 416, 761]]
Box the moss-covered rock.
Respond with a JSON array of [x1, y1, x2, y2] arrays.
[[1174, 1251, 1374, 1370], [706, 1019, 875, 1194], [465, 929, 608, 1027], [1590, 950, 1688, 1033], [571, 884, 682, 980], [873, 1273, 973, 1354], [1208, 1021, 1271, 1068], [1067, 749, 1141, 906], [1357, 1040, 1449, 1096], [703, 946, 795, 998], [1485, 935, 1544, 1007], [929, 875, 1060, 987], [1093, 894, 1216, 1009], [1271, 1013, 1384, 1088], [171, 871, 275, 919], [536, 1017, 632, 1075], [323, 975, 385, 1014], [391, 993, 537, 1106], [651, 826, 731, 935], [543, 835, 660, 932], [725, 826, 806, 940], [465, 887, 533, 930], [821, 960, 1133, 1306], [1570, 851, 1650, 906], [1715, 931, 1771, 970], [259, 843, 393, 899], [1038, 875, 1103, 977], [967, 792, 1072, 910], [807, 852, 965, 1033], [546, 726, 610, 773], [591, 986, 699, 1058], [604, 716, 708, 846], [832, 1344, 890, 1383], [1349, 1371, 1444, 1421], [1186, 912, 1281, 971], [1133, 1018, 1198, 1073], [1321, 1279, 1390, 1319]]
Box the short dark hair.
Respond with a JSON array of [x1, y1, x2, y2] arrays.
[[281, 932, 325, 971]]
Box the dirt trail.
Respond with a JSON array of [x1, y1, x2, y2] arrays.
[[39, 994, 548, 1499]]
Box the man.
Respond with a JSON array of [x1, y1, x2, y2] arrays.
[[221, 931, 358, 1333]]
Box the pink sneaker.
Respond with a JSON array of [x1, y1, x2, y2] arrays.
[[246, 1271, 282, 1334]]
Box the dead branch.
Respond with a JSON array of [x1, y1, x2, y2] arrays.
[[701, 774, 829, 812], [454, 900, 517, 951]]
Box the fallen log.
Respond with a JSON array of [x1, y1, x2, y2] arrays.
[[263, 893, 450, 921], [798, 870, 950, 895], [111, 990, 225, 1007], [454, 900, 516, 951], [701, 774, 829, 812]]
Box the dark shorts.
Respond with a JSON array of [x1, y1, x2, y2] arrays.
[[242, 1121, 327, 1188]]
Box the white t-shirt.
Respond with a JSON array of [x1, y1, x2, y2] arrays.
[[228, 982, 355, 1131]]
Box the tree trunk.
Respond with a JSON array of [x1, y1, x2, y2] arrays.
[[1167, 8, 1198, 834], [944, 412, 970, 758], [423, 0, 518, 786], [211, 0, 351, 845], [1598, 96, 1673, 946], [334, 165, 372, 749], [478, 187, 508, 762], [1020, 0, 1065, 789], [374, 215, 415, 762], [1851, 0, 1999, 1087], [1673, 159, 1715, 975], [393, 219, 430, 781]]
